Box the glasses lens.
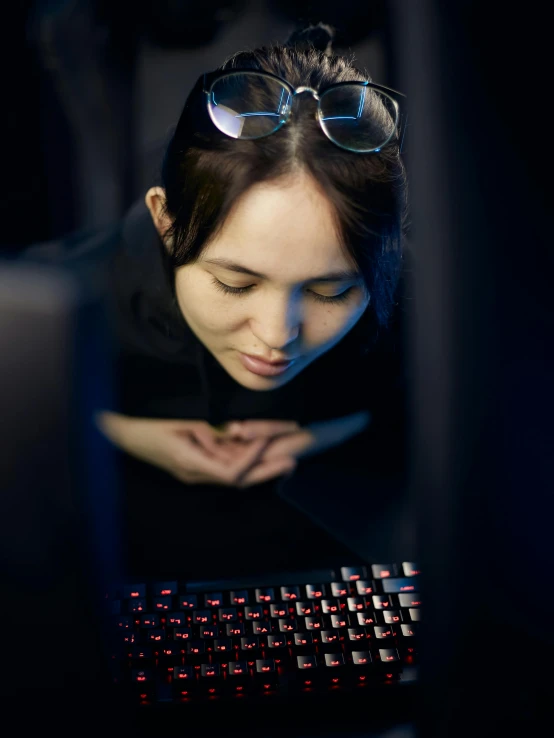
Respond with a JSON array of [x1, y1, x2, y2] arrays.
[[319, 84, 399, 152], [208, 73, 292, 139]]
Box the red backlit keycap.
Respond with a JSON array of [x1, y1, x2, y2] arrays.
[[255, 587, 275, 603], [178, 594, 198, 610], [402, 561, 421, 577], [296, 655, 317, 670], [166, 612, 186, 626], [270, 603, 288, 618], [230, 590, 249, 605], [152, 581, 178, 597], [278, 618, 298, 633], [398, 593, 422, 608], [173, 665, 194, 681], [306, 584, 326, 599], [293, 632, 314, 648], [204, 592, 223, 608], [324, 653, 345, 667], [371, 564, 399, 579], [340, 566, 368, 581], [218, 607, 238, 623], [122, 583, 146, 599], [382, 577, 419, 594], [330, 582, 350, 597], [355, 580, 376, 596], [321, 598, 341, 614], [153, 595, 172, 610], [280, 585, 301, 601], [351, 650, 373, 666]]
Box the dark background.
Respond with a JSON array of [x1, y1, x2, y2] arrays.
[[1, 0, 395, 251]]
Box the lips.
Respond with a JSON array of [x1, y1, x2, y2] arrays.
[[239, 352, 296, 377]]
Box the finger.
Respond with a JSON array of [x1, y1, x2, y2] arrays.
[[188, 424, 238, 463], [255, 430, 315, 462], [237, 456, 297, 488], [172, 437, 243, 485], [225, 419, 300, 440], [227, 437, 271, 481]]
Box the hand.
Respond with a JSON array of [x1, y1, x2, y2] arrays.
[[94, 412, 296, 487], [221, 411, 371, 487]]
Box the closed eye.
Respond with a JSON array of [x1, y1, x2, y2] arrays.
[[210, 277, 354, 304]]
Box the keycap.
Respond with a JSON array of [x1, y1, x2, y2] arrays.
[[382, 609, 403, 624], [204, 592, 223, 607], [371, 595, 392, 610], [166, 611, 186, 626], [127, 598, 147, 613], [226, 623, 246, 636], [244, 605, 263, 620], [230, 590, 249, 605], [270, 603, 288, 618], [398, 593, 423, 608], [324, 653, 345, 667], [330, 614, 348, 628], [218, 607, 238, 623], [199, 624, 218, 639], [213, 637, 233, 654], [306, 584, 326, 599], [374, 626, 396, 641], [153, 595, 172, 610], [278, 618, 298, 633], [122, 583, 147, 599], [171, 626, 191, 641], [296, 655, 318, 670], [252, 620, 273, 635], [355, 580, 377, 596], [356, 611, 377, 626], [186, 639, 205, 656], [295, 601, 315, 616], [382, 577, 419, 594], [152, 581, 178, 596], [402, 561, 421, 576], [340, 566, 368, 581], [320, 630, 341, 646], [293, 632, 314, 648], [330, 582, 350, 597], [280, 585, 301, 601], [321, 598, 341, 614], [139, 614, 161, 628], [146, 629, 164, 642], [371, 564, 399, 579], [178, 594, 198, 610], [347, 597, 366, 612], [240, 636, 260, 653], [255, 587, 275, 603], [267, 634, 287, 649], [192, 609, 211, 624]]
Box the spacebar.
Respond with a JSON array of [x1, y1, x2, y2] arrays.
[[183, 568, 337, 592]]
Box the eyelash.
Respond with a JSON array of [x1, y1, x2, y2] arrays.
[[210, 277, 354, 304]]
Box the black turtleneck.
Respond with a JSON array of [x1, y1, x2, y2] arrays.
[[19, 197, 411, 581]]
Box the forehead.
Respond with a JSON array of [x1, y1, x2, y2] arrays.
[[201, 173, 354, 275]]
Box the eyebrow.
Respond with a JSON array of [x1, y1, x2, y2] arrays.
[[204, 258, 361, 283]]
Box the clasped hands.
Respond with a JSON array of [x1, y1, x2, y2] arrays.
[[95, 410, 370, 489]]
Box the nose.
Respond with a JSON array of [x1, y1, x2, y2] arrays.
[[250, 295, 301, 351]]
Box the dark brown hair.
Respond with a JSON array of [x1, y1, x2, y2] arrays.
[[158, 24, 408, 336]]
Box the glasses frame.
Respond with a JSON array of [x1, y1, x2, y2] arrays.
[[202, 68, 406, 153]]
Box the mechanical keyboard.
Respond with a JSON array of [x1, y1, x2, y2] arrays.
[[107, 562, 422, 734]]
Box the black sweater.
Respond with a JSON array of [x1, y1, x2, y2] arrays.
[[18, 198, 412, 581]]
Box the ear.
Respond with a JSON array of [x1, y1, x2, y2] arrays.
[[145, 186, 173, 247]]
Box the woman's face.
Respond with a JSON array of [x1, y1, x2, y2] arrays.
[[172, 171, 370, 391]]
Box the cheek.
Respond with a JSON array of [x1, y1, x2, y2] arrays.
[[304, 304, 363, 344]]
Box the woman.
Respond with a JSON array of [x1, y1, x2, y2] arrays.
[[22, 24, 411, 581]]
